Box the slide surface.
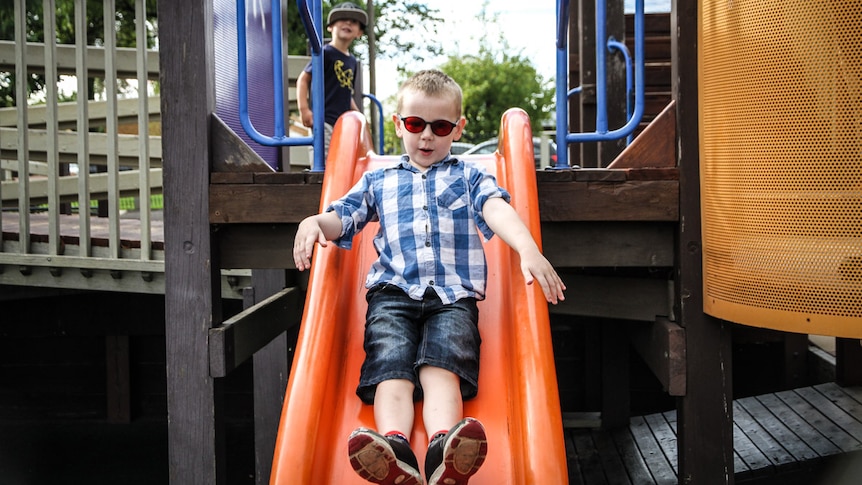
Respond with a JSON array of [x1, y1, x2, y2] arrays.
[[270, 110, 567, 484]]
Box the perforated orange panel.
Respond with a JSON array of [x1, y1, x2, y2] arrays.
[[699, 1, 862, 337]]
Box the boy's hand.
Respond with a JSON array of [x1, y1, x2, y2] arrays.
[[293, 217, 329, 271], [519, 247, 567, 305]]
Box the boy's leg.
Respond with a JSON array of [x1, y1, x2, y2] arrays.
[[419, 366, 486, 485], [418, 366, 462, 435], [374, 378, 416, 436]]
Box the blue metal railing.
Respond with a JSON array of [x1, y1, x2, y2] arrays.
[[236, 0, 326, 171], [555, 0, 645, 168], [363, 93, 385, 154]]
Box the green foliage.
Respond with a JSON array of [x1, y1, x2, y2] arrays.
[[440, 52, 554, 145], [0, 0, 158, 107], [285, 1, 445, 69]]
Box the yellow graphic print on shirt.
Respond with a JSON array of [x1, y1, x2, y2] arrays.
[[334, 60, 354, 94]]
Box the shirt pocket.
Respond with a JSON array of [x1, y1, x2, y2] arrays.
[[436, 178, 469, 212]]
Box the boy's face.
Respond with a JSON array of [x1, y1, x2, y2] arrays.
[[328, 19, 363, 42], [394, 89, 466, 171]]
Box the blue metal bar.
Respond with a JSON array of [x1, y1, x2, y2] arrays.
[[235, 0, 327, 171], [607, 37, 633, 144], [363, 93, 385, 154], [555, 0, 570, 168], [555, 0, 646, 167]]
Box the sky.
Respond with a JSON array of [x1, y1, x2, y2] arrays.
[[369, 0, 671, 105]]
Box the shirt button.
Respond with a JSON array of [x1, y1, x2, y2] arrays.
[[422, 174, 427, 179], [425, 241, 431, 247], [429, 280, 434, 285], [423, 205, 428, 211]]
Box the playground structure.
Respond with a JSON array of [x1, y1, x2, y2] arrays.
[[1, 0, 861, 484]]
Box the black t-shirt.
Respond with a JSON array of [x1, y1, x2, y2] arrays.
[[303, 44, 358, 125]]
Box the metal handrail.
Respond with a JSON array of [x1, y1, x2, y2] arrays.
[[363, 93, 385, 154], [555, 0, 645, 168], [235, 0, 326, 171]]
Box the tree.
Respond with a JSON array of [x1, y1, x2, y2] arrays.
[[0, 0, 158, 107], [440, 51, 554, 145], [285, 0, 444, 68]]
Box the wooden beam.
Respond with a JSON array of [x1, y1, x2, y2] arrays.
[[607, 100, 676, 169], [0, 40, 159, 79], [0, 126, 162, 167], [673, 0, 735, 481], [208, 178, 678, 224], [211, 114, 275, 173], [1, 168, 162, 207], [551, 273, 670, 322], [629, 317, 686, 396], [208, 287, 302, 378]]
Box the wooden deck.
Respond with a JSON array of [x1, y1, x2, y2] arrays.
[[567, 382, 862, 484]]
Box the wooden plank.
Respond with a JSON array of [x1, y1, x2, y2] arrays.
[[754, 393, 842, 458], [565, 431, 586, 485], [794, 387, 862, 448], [211, 114, 274, 173], [611, 426, 656, 485], [536, 180, 679, 222], [208, 287, 302, 378], [643, 412, 678, 474], [551, 274, 670, 322], [207, 179, 678, 224], [542, 221, 675, 268], [592, 429, 632, 484], [732, 421, 773, 478], [629, 415, 677, 483], [250, 270, 292, 485], [673, 0, 735, 482], [607, 100, 676, 169], [732, 400, 798, 470], [774, 389, 861, 453], [158, 0, 224, 483], [572, 431, 608, 484], [209, 184, 320, 224], [629, 317, 686, 396], [737, 396, 820, 463]]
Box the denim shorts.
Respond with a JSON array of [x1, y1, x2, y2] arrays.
[[356, 285, 481, 404]]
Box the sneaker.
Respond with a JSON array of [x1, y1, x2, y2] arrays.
[[425, 418, 488, 485], [348, 428, 423, 485]]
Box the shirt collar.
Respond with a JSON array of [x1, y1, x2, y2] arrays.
[[397, 154, 459, 172]]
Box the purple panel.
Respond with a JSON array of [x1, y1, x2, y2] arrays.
[[213, 0, 279, 169]]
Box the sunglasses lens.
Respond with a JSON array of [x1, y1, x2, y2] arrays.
[[402, 117, 426, 133], [430, 121, 455, 136], [400, 116, 456, 136]]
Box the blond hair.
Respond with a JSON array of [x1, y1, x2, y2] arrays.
[[396, 69, 463, 117]]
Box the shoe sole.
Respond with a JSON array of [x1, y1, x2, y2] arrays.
[[348, 429, 423, 485], [428, 418, 487, 485]]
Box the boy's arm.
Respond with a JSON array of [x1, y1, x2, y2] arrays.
[[296, 71, 313, 127], [293, 211, 343, 271], [482, 197, 566, 304]]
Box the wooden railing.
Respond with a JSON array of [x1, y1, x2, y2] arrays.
[[0, 1, 183, 296]]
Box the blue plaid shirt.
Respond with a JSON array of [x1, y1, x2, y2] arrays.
[[327, 155, 511, 304]]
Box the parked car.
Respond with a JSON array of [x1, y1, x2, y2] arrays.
[[461, 137, 557, 167], [450, 142, 475, 155]]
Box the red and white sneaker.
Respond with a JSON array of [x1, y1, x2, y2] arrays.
[[348, 428, 424, 485], [424, 418, 488, 485]]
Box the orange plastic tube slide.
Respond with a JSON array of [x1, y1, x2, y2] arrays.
[[270, 109, 568, 484]]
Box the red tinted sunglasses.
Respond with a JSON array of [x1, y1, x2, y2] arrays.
[[399, 116, 458, 136]]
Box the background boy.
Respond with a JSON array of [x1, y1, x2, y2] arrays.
[[296, 2, 367, 157], [293, 70, 566, 485]]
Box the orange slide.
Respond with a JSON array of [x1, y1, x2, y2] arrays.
[[270, 109, 568, 484]]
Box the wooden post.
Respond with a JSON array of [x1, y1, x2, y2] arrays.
[[673, 1, 735, 483], [250, 269, 290, 485], [158, 0, 225, 484]]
